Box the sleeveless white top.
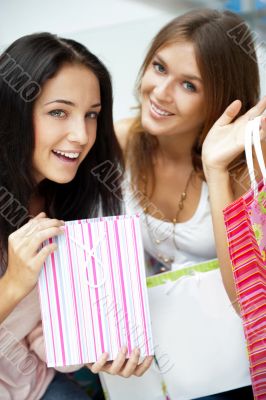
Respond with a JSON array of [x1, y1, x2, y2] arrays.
[[124, 180, 216, 275]]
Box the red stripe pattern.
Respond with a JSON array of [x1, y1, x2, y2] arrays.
[[223, 181, 266, 399], [38, 215, 154, 367]]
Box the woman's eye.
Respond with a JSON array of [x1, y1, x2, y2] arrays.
[[152, 61, 165, 74], [86, 112, 99, 120], [49, 109, 66, 118], [183, 81, 196, 92]]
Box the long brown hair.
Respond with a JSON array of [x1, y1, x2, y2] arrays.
[[126, 9, 260, 190]]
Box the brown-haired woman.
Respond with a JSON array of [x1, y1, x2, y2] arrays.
[[116, 8, 266, 400]]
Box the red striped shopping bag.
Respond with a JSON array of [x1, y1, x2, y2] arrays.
[[223, 117, 266, 400], [38, 214, 154, 367]]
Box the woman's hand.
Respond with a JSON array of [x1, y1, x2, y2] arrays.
[[4, 212, 65, 300], [87, 347, 154, 378], [202, 97, 266, 175]]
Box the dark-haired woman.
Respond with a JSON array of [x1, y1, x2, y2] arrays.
[[0, 33, 153, 400], [116, 9, 266, 399]]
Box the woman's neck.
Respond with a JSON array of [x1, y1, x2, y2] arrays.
[[155, 132, 196, 166]]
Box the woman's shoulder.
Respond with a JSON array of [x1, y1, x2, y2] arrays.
[[115, 118, 135, 151]]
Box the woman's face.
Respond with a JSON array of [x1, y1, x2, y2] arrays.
[[140, 41, 206, 140], [33, 63, 101, 184]]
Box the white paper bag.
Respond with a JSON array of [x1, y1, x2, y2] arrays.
[[101, 259, 251, 400]]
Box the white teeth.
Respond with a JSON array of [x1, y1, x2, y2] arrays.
[[151, 101, 172, 116], [53, 150, 79, 159]]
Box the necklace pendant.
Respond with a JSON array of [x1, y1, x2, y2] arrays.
[[143, 170, 193, 255]]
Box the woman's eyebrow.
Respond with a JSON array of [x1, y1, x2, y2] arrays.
[[44, 99, 101, 107], [154, 54, 166, 65], [180, 73, 202, 83], [44, 99, 75, 106]]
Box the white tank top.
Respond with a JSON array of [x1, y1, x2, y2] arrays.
[[124, 180, 216, 275]]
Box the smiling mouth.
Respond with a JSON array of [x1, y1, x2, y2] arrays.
[[150, 99, 174, 117], [52, 149, 81, 163]]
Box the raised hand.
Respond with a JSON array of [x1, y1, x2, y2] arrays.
[[202, 97, 266, 174]]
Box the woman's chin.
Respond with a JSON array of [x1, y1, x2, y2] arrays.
[[45, 172, 77, 184], [141, 116, 167, 137]]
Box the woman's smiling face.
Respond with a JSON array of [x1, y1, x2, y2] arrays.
[[32, 63, 101, 184], [140, 41, 206, 140]]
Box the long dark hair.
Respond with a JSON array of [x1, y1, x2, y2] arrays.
[[0, 32, 124, 269], [126, 9, 260, 189]]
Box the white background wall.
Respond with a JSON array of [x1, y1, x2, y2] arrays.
[[1, 0, 265, 120]]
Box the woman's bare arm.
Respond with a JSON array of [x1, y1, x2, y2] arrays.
[[0, 272, 25, 324], [202, 98, 266, 313]]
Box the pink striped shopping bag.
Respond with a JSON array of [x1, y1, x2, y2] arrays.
[[38, 215, 154, 367], [223, 117, 266, 400]]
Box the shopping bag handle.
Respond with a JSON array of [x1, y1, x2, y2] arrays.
[[245, 116, 265, 195], [69, 233, 106, 289]]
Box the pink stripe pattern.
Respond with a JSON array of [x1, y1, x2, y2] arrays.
[[38, 215, 154, 367], [223, 180, 266, 400]]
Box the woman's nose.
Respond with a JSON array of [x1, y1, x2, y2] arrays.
[[154, 78, 173, 103], [67, 120, 88, 145]]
